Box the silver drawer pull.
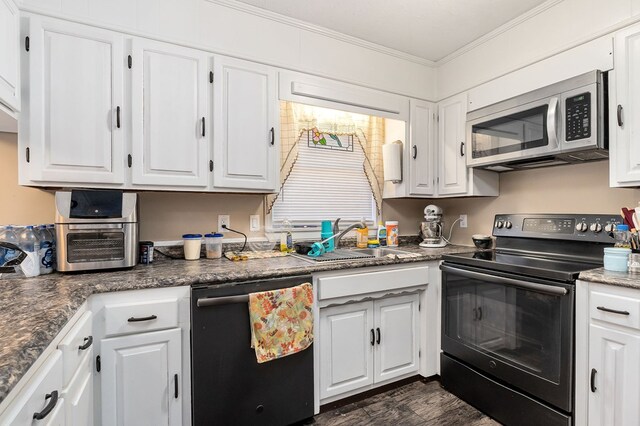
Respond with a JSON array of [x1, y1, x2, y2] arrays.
[[596, 306, 630, 316]]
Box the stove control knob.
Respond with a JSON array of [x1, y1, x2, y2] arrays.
[[495, 220, 504, 229], [576, 222, 588, 232], [604, 223, 615, 233], [590, 223, 603, 233], [505, 221, 512, 229]]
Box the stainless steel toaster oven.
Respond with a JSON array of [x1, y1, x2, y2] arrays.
[[55, 190, 138, 272]]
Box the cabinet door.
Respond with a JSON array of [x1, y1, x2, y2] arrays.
[[437, 93, 468, 195], [588, 324, 640, 426], [611, 23, 640, 185], [319, 301, 374, 399], [213, 56, 278, 190], [0, 0, 19, 112], [100, 328, 182, 426], [64, 352, 93, 426], [130, 38, 210, 187], [373, 294, 419, 383], [409, 99, 436, 195], [24, 17, 125, 184]]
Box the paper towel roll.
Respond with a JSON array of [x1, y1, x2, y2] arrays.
[[383, 140, 403, 183]]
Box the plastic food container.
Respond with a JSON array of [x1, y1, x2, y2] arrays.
[[183, 234, 203, 260], [386, 221, 399, 247], [603, 247, 631, 272], [205, 233, 224, 259]]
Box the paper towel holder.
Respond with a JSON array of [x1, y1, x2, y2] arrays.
[[383, 140, 403, 183]]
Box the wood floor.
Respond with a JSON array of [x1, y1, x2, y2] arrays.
[[307, 379, 500, 426]]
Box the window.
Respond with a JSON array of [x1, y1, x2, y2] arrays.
[[271, 129, 376, 227], [267, 102, 386, 233]]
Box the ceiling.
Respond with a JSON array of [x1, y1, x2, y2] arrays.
[[232, 0, 549, 62]]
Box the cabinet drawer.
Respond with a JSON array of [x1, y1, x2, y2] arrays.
[[2, 350, 65, 425], [590, 289, 640, 330], [318, 266, 429, 300], [58, 311, 93, 388], [104, 298, 179, 337]]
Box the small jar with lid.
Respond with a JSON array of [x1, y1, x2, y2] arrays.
[[614, 224, 632, 248]]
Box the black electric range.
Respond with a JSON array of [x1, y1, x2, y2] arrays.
[[440, 213, 619, 426]]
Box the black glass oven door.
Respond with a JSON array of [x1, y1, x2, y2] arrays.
[[441, 263, 574, 412]]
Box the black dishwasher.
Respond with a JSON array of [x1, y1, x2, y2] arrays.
[[191, 275, 314, 426]]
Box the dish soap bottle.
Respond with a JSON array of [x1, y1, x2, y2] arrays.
[[280, 219, 293, 252], [356, 219, 369, 248]]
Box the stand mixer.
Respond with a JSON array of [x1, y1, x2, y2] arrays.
[[420, 205, 447, 248]]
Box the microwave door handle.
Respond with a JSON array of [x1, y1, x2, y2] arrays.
[[547, 97, 559, 148]]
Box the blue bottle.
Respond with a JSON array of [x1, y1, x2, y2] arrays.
[[321, 220, 334, 252]]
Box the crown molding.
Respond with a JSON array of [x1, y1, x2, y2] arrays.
[[205, 0, 437, 67], [435, 0, 565, 66]]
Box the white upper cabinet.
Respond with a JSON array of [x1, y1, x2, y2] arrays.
[[130, 38, 210, 187], [21, 16, 125, 184], [0, 0, 19, 114], [610, 23, 640, 187], [437, 93, 468, 195], [213, 56, 278, 191], [409, 99, 436, 196]]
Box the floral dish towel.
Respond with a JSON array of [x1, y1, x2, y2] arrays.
[[249, 282, 314, 363]]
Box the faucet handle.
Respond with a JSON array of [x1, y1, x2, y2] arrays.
[[333, 218, 341, 235]]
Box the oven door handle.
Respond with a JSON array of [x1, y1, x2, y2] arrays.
[[441, 265, 568, 296], [547, 97, 559, 148]]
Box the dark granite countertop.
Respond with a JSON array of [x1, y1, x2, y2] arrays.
[[579, 267, 640, 290], [0, 243, 474, 405]]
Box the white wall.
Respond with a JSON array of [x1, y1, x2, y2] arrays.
[[437, 0, 640, 99], [17, 0, 437, 100]]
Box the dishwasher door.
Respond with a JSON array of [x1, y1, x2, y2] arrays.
[[191, 275, 314, 426]]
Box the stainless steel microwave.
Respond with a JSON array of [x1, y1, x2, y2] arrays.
[[466, 70, 608, 171]]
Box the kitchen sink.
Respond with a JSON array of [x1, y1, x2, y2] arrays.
[[350, 247, 412, 257], [292, 247, 413, 263]]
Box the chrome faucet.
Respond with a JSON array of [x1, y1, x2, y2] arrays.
[[332, 218, 367, 248]]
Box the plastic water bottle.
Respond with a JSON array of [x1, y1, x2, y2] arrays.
[[18, 226, 41, 277], [0, 225, 20, 265], [47, 224, 57, 268], [36, 225, 54, 274]]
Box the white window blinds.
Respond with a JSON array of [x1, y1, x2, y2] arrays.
[[271, 138, 376, 227]]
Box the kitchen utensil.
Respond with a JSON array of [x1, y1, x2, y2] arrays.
[[472, 234, 493, 249]]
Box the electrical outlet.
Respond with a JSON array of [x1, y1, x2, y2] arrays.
[[218, 215, 230, 233], [459, 214, 468, 228], [250, 215, 260, 232]]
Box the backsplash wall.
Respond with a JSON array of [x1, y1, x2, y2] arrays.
[[383, 161, 640, 245]]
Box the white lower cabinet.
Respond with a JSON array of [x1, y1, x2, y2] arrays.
[[319, 293, 420, 402], [63, 353, 93, 426], [100, 328, 183, 426], [1, 351, 66, 425], [577, 281, 640, 426], [588, 324, 640, 425]]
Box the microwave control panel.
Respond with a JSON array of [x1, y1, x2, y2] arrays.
[[565, 92, 591, 141]]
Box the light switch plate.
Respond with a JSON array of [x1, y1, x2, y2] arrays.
[[250, 215, 260, 232]]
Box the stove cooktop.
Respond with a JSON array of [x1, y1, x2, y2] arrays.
[[442, 250, 602, 283]]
